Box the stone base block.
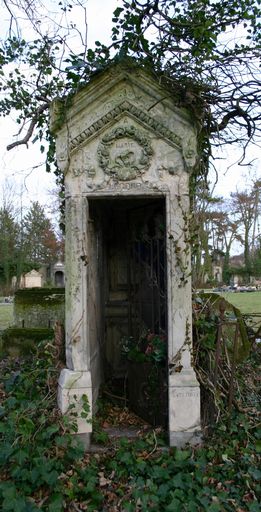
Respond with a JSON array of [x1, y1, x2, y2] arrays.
[[168, 368, 201, 446], [77, 433, 92, 450], [58, 368, 92, 434], [169, 430, 202, 448]]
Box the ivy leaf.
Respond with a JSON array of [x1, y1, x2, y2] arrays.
[[166, 497, 182, 510], [113, 7, 124, 18], [174, 449, 191, 462], [43, 469, 59, 486], [0, 421, 8, 433], [255, 440, 261, 453], [13, 448, 28, 464], [48, 493, 64, 512], [248, 468, 261, 481]]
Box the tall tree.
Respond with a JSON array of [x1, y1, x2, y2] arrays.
[[0, 206, 19, 290], [208, 208, 240, 283], [252, 238, 261, 276], [230, 182, 261, 274], [191, 191, 249, 285], [191, 184, 224, 286], [23, 201, 60, 265], [109, 1, 260, 155]]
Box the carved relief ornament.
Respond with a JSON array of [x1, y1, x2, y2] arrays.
[[97, 126, 153, 181], [69, 101, 183, 153]]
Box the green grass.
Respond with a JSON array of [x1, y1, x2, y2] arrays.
[[221, 291, 261, 333], [221, 291, 261, 314], [0, 304, 14, 330]]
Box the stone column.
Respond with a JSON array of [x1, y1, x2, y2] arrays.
[[166, 179, 201, 447], [57, 195, 92, 446]]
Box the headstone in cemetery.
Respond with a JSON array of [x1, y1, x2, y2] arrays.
[[21, 269, 43, 288]]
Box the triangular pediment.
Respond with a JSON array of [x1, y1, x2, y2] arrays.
[[51, 62, 198, 175], [69, 100, 182, 154], [26, 269, 41, 277], [64, 61, 193, 126]]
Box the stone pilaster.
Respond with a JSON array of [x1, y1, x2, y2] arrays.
[[58, 196, 92, 438], [166, 183, 201, 446]]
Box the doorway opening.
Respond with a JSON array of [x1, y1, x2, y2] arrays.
[[54, 270, 64, 287], [89, 197, 168, 427]]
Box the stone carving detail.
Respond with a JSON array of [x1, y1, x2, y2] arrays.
[[72, 169, 85, 177], [72, 166, 96, 178], [69, 101, 183, 152], [97, 126, 153, 181], [158, 164, 182, 176]]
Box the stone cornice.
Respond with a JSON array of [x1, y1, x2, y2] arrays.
[[69, 100, 183, 153]]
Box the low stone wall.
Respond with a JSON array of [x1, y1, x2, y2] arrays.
[[14, 288, 65, 328], [1, 328, 54, 356]]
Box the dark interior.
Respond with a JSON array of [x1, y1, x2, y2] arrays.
[[89, 197, 168, 425]]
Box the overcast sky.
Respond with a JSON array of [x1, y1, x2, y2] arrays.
[[0, 0, 259, 218], [0, 0, 119, 214]]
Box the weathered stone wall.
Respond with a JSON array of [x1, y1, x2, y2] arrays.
[[1, 328, 54, 356], [14, 288, 65, 328]]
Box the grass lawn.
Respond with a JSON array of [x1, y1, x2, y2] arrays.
[[220, 291, 261, 332], [220, 291, 261, 314], [0, 304, 14, 330]]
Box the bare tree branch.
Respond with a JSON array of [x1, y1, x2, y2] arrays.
[[6, 103, 48, 151]]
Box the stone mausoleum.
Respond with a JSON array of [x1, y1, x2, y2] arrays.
[[50, 62, 201, 447]]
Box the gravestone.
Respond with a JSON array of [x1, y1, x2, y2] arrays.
[[21, 269, 43, 288], [50, 61, 201, 447]]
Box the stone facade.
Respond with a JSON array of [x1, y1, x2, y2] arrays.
[[50, 62, 201, 447], [51, 261, 65, 288], [20, 269, 43, 288]]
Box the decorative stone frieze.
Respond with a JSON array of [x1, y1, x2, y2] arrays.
[[69, 100, 183, 153]]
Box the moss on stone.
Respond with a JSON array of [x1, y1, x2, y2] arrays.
[[13, 289, 65, 328], [3, 327, 54, 340], [14, 288, 65, 306], [1, 327, 54, 357]]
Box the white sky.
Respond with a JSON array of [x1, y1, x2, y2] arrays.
[[0, 0, 119, 214], [0, 0, 260, 221]]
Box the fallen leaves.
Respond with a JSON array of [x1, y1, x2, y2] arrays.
[[101, 405, 149, 428]]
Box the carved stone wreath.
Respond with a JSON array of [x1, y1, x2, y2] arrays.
[[97, 126, 153, 181]]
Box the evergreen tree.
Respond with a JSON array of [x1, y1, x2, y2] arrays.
[[23, 201, 60, 265], [0, 207, 19, 290]]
